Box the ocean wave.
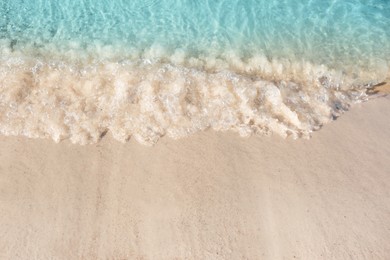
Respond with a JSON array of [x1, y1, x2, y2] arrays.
[[0, 51, 376, 145]]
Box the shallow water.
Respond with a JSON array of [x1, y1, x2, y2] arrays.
[[0, 0, 389, 144]]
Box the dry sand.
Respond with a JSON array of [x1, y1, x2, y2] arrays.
[[0, 95, 389, 259]]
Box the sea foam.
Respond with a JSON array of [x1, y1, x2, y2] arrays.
[[0, 48, 378, 145]]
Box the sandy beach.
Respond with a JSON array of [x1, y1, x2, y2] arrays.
[[0, 95, 389, 259]]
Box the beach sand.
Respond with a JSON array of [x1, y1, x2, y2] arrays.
[[0, 95, 389, 259]]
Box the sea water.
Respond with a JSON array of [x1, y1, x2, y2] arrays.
[[0, 0, 389, 144]]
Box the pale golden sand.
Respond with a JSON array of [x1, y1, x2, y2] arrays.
[[0, 96, 389, 259], [373, 81, 390, 94]]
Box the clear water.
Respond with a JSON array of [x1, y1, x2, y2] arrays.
[[0, 0, 389, 144]]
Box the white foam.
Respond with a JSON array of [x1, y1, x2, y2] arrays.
[[0, 49, 379, 145]]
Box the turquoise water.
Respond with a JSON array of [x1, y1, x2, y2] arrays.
[[0, 0, 389, 144]]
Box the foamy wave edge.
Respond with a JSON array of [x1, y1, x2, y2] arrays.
[[0, 54, 377, 145]]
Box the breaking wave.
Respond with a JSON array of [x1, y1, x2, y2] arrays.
[[0, 49, 381, 145]]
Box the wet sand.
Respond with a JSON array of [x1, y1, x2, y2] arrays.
[[0, 96, 389, 259]]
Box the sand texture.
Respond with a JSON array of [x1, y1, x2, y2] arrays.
[[0, 96, 389, 259]]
